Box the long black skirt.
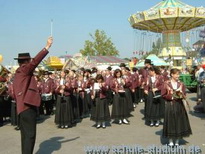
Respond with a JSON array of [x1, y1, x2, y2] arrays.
[[71, 93, 80, 120], [0, 96, 11, 118], [111, 92, 130, 119], [106, 89, 113, 105], [132, 87, 139, 104], [125, 88, 134, 113], [139, 88, 145, 102], [162, 100, 192, 139], [90, 98, 111, 122], [55, 95, 74, 127], [146, 91, 164, 121], [83, 92, 91, 114]]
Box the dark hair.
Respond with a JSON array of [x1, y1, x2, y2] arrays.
[[114, 69, 122, 78], [18, 59, 30, 65], [144, 59, 151, 65], [132, 67, 137, 72], [64, 70, 69, 74], [160, 66, 165, 69], [170, 68, 180, 77], [95, 74, 104, 81], [124, 67, 130, 71], [85, 69, 91, 74], [148, 66, 161, 75], [91, 67, 98, 73], [119, 63, 126, 68]]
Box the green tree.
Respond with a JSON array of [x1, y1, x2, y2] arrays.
[[80, 30, 119, 56]]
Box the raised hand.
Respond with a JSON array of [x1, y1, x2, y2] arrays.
[[45, 36, 53, 50]]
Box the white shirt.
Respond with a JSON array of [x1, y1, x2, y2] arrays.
[[60, 78, 64, 86], [171, 80, 178, 90], [151, 76, 156, 83]]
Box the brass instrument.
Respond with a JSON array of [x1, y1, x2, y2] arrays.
[[0, 65, 10, 78], [0, 65, 10, 95]]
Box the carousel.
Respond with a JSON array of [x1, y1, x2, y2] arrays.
[[129, 0, 205, 68]]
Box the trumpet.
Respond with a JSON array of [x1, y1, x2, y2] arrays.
[[0, 65, 10, 95], [0, 65, 10, 78]]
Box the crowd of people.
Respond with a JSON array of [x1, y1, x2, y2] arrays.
[[0, 56, 196, 147]]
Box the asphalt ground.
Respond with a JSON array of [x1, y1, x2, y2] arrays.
[[0, 91, 205, 154]]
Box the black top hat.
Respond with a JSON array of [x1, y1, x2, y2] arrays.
[[119, 63, 126, 67], [107, 66, 112, 71], [85, 69, 91, 74], [144, 59, 151, 64], [14, 53, 31, 60], [48, 71, 53, 75], [91, 67, 98, 73]]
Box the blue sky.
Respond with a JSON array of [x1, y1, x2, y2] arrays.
[[0, 0, 205, 65]]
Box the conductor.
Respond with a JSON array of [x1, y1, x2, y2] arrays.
[[13, 37, 53, 154]]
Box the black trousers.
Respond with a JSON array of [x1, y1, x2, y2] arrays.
[[0, 96, 4, 125], [201, 87, 205, 112], [19, 108, 37, 154]]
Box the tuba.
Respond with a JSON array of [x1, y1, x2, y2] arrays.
[[0, 65, 10, 95]]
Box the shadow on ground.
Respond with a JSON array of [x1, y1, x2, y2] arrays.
[[189, 97, 197, 102], [36, 136, 80, 154], [189, 111, 205, 120]]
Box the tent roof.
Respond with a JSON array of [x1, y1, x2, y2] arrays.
[[61, 55, 128, 64], [89, 56, 128, 64], [136, 54, 169, 67]]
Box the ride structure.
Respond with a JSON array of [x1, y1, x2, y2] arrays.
[[129, 0, 205, 69]]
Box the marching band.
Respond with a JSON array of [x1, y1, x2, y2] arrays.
[[0, 60, 197, 146]]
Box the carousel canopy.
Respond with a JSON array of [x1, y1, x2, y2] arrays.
[[136, 54, 169, 67], [46, 56, 63, 69], [129, 0, 205, 33]]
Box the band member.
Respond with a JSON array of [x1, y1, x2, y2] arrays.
[[139, 59, 152, 118], [131, 67, 139, 107], [111, 69, 130, 125], [13, 37, 53, 154], [161, 68, 192, 146], [83, 69, 93, 115], [69, 70, 80, 121], [160, 66, 169, 81], [39, 71, 55, 115], [144, 66, 164, 127], [0, 73, 7, 127], [55, 71, 74, 129], [104, 66, 114, 105], [198, 64, 205, 112], [196, 65, 204, 104], [8, 77, 20, 131], [122, 67, 134, 113], [90, 74, 110, 128]]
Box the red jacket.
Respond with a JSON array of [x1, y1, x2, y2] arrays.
[[161, 80, 186, 101], [39, 78, 55, 94], [13, 48, 49, 114]]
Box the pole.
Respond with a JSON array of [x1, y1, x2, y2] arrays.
[[51, 19, 53, 36]]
